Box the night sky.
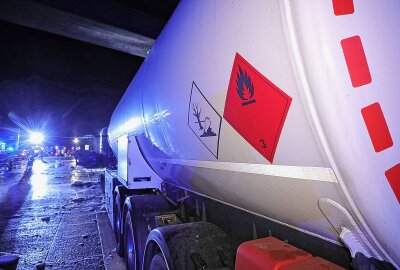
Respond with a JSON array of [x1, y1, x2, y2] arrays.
[[0, 20, 143, 144]]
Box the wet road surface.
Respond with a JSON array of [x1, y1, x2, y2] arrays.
[[0, 157, 123, 270]]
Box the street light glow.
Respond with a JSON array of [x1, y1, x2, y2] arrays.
[[29, 132, 44, 144], [73, 137, 79, 144]]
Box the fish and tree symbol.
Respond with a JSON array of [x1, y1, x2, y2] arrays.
[[192, 103, 217, 137], [187, 81, 222, 158]]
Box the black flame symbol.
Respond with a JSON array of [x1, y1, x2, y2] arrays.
[[236, 66, 256, 106]]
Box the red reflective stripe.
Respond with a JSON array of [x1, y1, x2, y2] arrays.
[[332, 0, 354, 16], [385, 164, 400, 204], [341, 36, 372, 87], [361, 103, 393, 152]]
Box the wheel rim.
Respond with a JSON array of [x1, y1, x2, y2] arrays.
[[125, 212, 136, 269]]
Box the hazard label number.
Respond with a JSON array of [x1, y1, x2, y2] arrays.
[[223, 53, 292, 163]]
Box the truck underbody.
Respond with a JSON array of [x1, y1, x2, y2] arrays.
[[105, 169, 398, 270], [102, 135, 398, 270]]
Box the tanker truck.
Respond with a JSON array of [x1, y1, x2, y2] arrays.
[[103, 1, 400, 269]]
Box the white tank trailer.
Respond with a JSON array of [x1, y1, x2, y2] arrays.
[[104, 1, 400, 269]]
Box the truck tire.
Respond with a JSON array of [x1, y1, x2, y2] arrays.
[[143, 222, 236, 270], [114, 186, 126, 256], [124, 210, 138, 270], [149, 254, 168, 270], [123, 194, 177, 270]]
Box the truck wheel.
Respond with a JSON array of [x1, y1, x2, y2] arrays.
[[149, 254, 168, 270], [123, 194, 177, 270], [143, 222, 236, 270], [124, 210, 137, 270], [114, 190, 124, 256]]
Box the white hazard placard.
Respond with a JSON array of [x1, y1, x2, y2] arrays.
[[187, 82, 222, 159]]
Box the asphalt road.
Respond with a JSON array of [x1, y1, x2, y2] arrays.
[[0, 156, 124, 270]]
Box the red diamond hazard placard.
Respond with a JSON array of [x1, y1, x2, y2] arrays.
[[224, 53, 292, 163]]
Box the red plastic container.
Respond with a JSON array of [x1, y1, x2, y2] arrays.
[[235, 237, 312, 270], [281, 257, 345, 270]]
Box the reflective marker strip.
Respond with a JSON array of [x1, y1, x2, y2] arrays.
[[385, 164, 400, 204], [154, 158, 339, 183], [332, 0, 355, 16], [361, 103, 393, 152], [341, 36, 372, 87]]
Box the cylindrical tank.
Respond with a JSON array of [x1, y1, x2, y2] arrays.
[[109, 0, 399, 266]]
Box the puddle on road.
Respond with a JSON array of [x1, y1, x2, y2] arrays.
[[0, 157, 107, 269], [30, 160, 50, 200], [30, 174, 49, 200]]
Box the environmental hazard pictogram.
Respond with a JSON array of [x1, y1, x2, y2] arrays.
[[188, 82, 222, 159], [224, 53, 292, 163]]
